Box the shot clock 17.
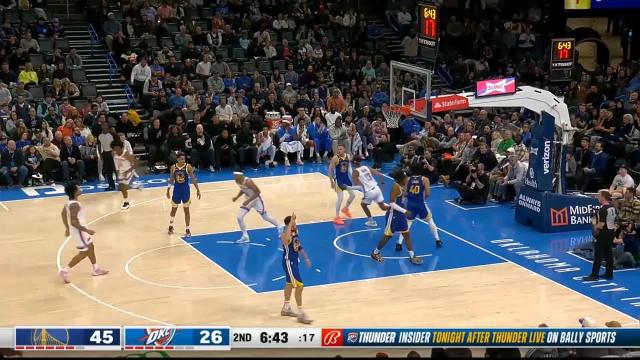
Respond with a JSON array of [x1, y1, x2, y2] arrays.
[[549, 38, 576, 82], [417, 3, 439, 61]]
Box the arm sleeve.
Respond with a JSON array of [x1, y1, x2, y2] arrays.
[[389, 202, 407, 214]]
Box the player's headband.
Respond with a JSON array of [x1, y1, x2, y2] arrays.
[[233, 172, 244, 175]]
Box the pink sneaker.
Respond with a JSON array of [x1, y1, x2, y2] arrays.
[[92, 268, 109, 277], [58, 269, 70, 284]]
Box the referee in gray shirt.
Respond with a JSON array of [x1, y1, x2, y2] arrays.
[[583, 189, 617, 281], [98, 122, 116, 191]]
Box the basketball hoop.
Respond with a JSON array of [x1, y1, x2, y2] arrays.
[[382, 104, 411, 128]]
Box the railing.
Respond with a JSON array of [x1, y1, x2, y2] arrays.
[[435, 64, 453, 88], [123, 84, 135, 108], [105, 52, 119, 87], [386, 12, 401, 34], [88, 24, 100, 59], [105, 48, 135, 108]]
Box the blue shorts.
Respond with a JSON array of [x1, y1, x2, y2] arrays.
[[384, 209, 408, 236], [171, 187, 191, 207], [313, 137, 332, 152], [282, 259, 303, 287], [336, 179, 353, 191], [406, 202, 429, 220]]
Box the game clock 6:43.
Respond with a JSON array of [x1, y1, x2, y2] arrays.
[[261, 331, 288, 344], [231, 328, 321, 348]]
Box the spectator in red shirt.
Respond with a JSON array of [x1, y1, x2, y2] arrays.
[[57, 119, 74, 138]]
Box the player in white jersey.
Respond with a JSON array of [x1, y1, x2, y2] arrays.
[[256, 126, 277, 168], [112, 139, 139, 210], [350, 155, 389, 227], [58, 181, 108, 284], [118, 132, 143, 185], [232, 171, 283, 243]]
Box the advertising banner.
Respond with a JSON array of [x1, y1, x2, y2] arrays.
[[524, 111, 556, 192], [515, 187, 599, 233]]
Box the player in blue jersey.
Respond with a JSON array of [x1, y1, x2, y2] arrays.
[[327, 144, 356, 225], [166, 152, 201, 237], [280, 212, 313, 324], [396, 171, 442, 251], [371, 170, 423, 265]]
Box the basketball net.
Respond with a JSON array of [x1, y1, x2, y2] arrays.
[[382, 104, 410, 129]]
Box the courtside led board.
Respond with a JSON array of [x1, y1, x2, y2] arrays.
[[549, 38, 576, 82], [565, 0, 640, 9], [475, 77, 517, 98]]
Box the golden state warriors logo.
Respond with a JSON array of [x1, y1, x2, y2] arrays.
[[141, 328, 177, 346], [565, 0, 591, 9], [32, 328, 69, 345]]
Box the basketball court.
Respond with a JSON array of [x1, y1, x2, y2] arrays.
[[2, 164, 640, 339]]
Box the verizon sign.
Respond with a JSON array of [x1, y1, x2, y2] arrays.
[[431, 95, 469, 113]]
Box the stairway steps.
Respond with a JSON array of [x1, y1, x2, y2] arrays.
[[53, 17, 132, 110]]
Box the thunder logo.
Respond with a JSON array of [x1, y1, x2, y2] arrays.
[[139, 328, 177, 346]]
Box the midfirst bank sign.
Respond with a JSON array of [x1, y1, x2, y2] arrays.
[[515, 186, 599, 233], [550, 204, 599, 227]]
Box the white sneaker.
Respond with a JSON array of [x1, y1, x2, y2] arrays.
[[121, 202, 130, 210], [296, 159, 304, 165], [99, 175, 105, 181], [297, 311, 313, 324], [365, 219, 378, 227], [281, 306, 297, 317], [236, 235, 250, 244], [284, 158, 291, 167], [265, 160, 272, 167], [208, 166, 215, 172]]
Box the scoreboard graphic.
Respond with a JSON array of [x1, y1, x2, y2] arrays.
[[549, 38, 576, 82], [7, 327, 640, 350], [14, 326, 121, 351], [123, 327, 230, 351]]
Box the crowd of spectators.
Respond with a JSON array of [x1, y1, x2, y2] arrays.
[[0, 0, 107, 187], [74, 0, 401, 177], [2, 0, 640, 211]]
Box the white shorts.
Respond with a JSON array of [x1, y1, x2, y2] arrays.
[[362, 186, 384, 205], [280, 141, 304, 154], [240, 196, 266, 215], [72, 229, 93, 251], [258, 143, 276, 157], [117, 170, 134, 185]]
